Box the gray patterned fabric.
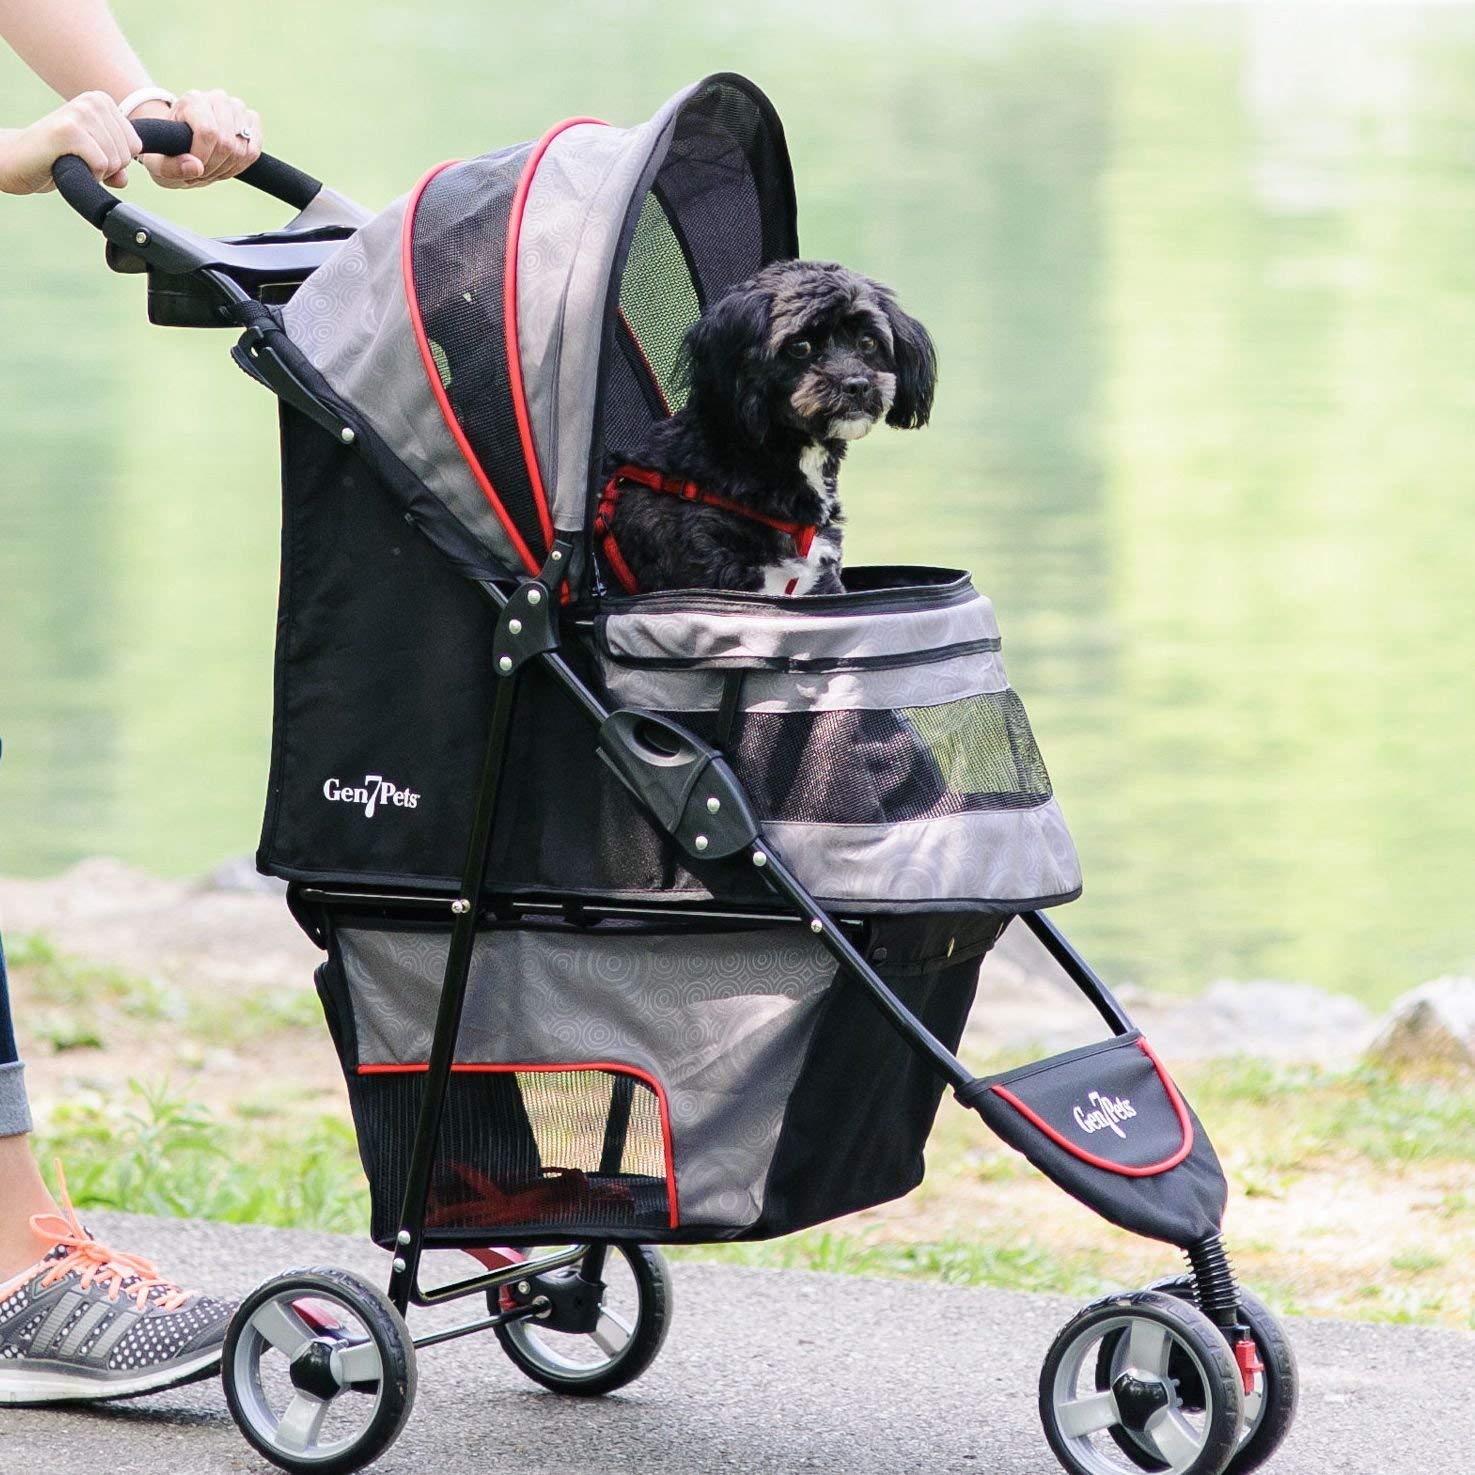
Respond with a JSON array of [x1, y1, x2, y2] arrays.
[[282, 172, 522, 572], [599, 585, 998, 669], [337, 925, 837, 1229], [515, 108, 686, 529], [595, 579, 1083, 907]]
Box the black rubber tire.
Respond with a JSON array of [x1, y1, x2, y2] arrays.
[[492, 1244, 672, 1397], [1041, 1289, 1244, 1475], [1144, 1277, 1299, 1475], [222, 1266, 417, 1475]]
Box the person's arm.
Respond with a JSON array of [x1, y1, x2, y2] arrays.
[[0, 0, 261, 190]]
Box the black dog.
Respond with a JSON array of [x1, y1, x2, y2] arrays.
[[598, 260, 937, 595]]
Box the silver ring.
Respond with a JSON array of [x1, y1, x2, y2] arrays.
[[237, 127, 254, 142]]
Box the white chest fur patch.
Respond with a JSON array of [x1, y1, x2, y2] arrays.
[[762, 526, 842, 597], [798, 443, 838, 518]]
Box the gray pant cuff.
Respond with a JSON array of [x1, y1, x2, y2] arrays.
[[0, 1061, 33, 1138]]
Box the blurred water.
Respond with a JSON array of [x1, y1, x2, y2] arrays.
[[2, 2, 1474, 1004]]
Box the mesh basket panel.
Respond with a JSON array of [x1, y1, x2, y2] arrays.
[[350, 1067, 672, 1244], [410, 146, 545, 564], [707, 691, 1053, 826]]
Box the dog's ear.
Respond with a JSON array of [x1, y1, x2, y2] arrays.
[[681, 283, 773, 442], [879, 290, 938, 430]]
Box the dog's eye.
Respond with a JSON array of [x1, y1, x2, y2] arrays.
[[858, 334, 878, 355], [785, 339, 813, 360]]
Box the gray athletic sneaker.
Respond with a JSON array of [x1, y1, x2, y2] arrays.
[[0, 1189, 232, 1404]]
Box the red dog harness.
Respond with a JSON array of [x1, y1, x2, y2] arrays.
[[595, 464, 820, 596]]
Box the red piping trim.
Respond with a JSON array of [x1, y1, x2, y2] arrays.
[[504, 116, 609, 557], [357, 1059, 679, 1229], [989, 1039, 1195, 1178], [401, 159, 544, 577]]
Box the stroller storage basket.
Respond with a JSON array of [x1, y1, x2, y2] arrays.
[[317, 911, 996, 1246], [595, 570, 1082, 911]]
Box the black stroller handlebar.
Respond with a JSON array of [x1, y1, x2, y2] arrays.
[[51, 117, 323, 229]]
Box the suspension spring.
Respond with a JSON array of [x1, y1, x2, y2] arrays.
[[1184, 1234, 1242, 1329]]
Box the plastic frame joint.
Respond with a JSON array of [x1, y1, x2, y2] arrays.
[[492, 541, 571, 676]]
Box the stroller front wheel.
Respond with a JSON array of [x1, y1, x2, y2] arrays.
[[1040, 1289, 1244, 1475], [1122, 1278, 1298, 1475], [492, 1242, 672, 1396], [222, 1266, 417, 1475]]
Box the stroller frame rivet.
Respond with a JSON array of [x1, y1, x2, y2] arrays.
[[339, 426, 356, 444], [694, 834, 709, 851], [706, 796, 721, 813], [451, 899, 471, 915], [391, 1256, 407, 1273], [752, 850, 768, 867], [527, 587, 544, 606], [498, 655, 513, 673], [810, 918, 823, 934], [134, 229, 149, 246], [509, 618, 523, 635], [396, 1230, 411, 1246]]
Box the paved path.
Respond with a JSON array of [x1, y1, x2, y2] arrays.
[[1, 1214, 1470, 1474]]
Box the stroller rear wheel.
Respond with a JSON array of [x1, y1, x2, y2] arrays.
[[1040, 1290, 1244, 1475], [1099, 1277, 1297, 1475], [491, 1242, 672, 1396], [222, 1267, 416, 1475]]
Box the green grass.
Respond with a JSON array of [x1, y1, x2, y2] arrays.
[[673, 1230, 1117, 1298], [35, 1080, 370, 1234]]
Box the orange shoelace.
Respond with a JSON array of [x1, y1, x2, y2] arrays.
[[27, 1163, 196, 1313]]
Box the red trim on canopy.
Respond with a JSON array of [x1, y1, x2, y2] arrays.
[[401, 159, 544, 578], [503, 116, 609, 557], [357, 1058, 679, 1228], [989, 1039, 1195, 1179]]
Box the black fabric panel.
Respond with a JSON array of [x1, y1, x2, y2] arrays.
[[743, 917, 1005, 1239], [969, 1034, 1228, 1248], [259, 409, 708, 897], [258, 410, 501, 887]]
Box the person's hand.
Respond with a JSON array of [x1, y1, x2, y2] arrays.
[[0, 91, 141, 196], [141, 89, 262, 189]]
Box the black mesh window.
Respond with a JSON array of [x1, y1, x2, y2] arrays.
[[351, 1067, 672, 1244], [410, 145, 546, 565], [712, 691, 1053, 826]]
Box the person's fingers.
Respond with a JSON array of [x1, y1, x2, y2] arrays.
[[174, 90, 228, 184], [242, 108, 263, 167], [65, 93, 129, 183], [149, 153, 207, 189], [209, 94, 254, 181], [91, 94, 140, 183]]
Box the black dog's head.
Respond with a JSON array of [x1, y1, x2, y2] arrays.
[[681, 259, 937, 448]]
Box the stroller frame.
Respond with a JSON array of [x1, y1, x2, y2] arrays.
[[50, 101, 1296, 1475]]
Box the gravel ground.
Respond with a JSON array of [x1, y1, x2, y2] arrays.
[[0, 1213, 1470, 1474]]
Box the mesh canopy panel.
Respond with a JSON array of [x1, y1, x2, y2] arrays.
[[284, 75, 795, 578], [408, 144, 546, 568]]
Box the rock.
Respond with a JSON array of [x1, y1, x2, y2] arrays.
[[1367, 977, 1475, 1073], [199, 855, 287, 895], [1132, 980, 1378, 1065]]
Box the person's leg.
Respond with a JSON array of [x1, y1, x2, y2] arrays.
[[0, 931, 233, 1403], [0, 933, 62, 1282]]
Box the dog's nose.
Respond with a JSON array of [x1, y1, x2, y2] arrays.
[[842, 375, 871, 400]]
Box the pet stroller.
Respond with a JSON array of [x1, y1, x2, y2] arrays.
[[53, 75, 1297, 1475]]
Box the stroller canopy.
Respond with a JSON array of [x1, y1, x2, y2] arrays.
[[284, 74, 797, 579]]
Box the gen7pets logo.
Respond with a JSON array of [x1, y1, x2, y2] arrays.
[[1072, 1091, 1137, 1139], [323, 775, 421, 818]]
